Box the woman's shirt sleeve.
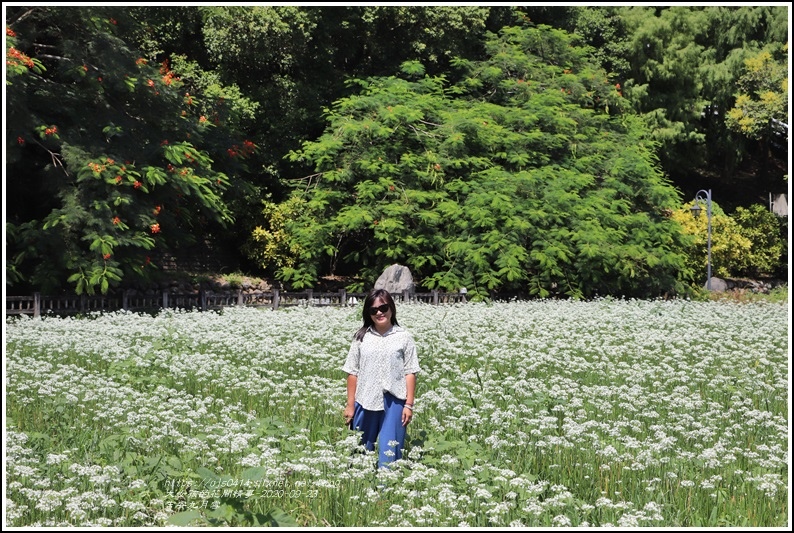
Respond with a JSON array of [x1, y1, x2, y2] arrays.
[[342, 339, 360, 375], [403, 334, 421, 375]]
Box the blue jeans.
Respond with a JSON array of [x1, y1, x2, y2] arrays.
[[352, 392, 407, 469]]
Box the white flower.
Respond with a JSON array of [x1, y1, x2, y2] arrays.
[[46, 453, 68, 465]]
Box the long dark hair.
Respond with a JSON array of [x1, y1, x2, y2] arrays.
[[354, 289, 399, 341]]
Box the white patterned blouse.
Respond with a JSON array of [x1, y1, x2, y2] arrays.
[[342, 324, 421, 411]]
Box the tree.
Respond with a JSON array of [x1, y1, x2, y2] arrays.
[[725, 45, 788, 176], [5, 6, 256, 294], [250, 24, 692, 299], [731, 204, 787, 278], [672, 202, 750, 281], [122, 6, 513, 268], [615, 6, 788, 203], [671, 202, 785, 281]]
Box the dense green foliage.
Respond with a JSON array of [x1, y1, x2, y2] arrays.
[[726, 46, 788, 146], [615, 6, 788, 192], [672, 201, 787, 282], [730, 204, 787, 278], [264, 25, 692, 299], [5, 7, 257, 294], [5, 5, 789, 297]]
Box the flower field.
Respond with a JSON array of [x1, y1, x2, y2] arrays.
[[5, 298, 789, 527]]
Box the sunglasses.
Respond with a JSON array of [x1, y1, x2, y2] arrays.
[[368, 303, 390, 315]]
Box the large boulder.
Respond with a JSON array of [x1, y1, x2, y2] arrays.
[[706, 277, 728, 292], [374, 264, 415, 295]]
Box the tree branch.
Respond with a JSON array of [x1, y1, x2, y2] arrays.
[[286, 172, 324, 182], [8, 7, 40, 26], [33, 140, 70, 178], [36, 53, 76, 63], [409, 124, 437, 138]]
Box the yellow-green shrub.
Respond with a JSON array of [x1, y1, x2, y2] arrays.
[[673, 202, 785, 281]]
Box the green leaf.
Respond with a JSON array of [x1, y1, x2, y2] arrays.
[[264, 508, 299, 527], [241, 466, 267, 481], [167, 510, 204, 526]]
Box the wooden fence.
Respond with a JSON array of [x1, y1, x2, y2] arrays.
[[5, 289, 469, 318]]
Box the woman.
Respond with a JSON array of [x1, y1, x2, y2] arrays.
[[342, 289, 420, 470]]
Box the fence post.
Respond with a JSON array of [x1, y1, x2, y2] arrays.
[[340, 289, 346, 306], [237, 289, 244, 307], [432, 289, 438, 305], [273, 289, 280, 310], [306, 288, 313, 306], [122, 290, 129, 311], [33, 292, 41, 318], [162, 290, 169, 309], [200, 290, 207, 311], [403, 289, 410, 303]]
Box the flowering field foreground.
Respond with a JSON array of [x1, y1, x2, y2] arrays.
[[5, 299, 789, 527]]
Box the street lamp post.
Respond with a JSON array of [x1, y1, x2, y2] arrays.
[[690, 189, 712, 290]]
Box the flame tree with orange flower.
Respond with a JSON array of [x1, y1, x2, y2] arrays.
[[5, 6, 258, 295]]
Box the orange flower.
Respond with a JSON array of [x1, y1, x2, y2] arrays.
[[112, 216, 121, 225], [150, 223, 161, 234], [7, 27, 17, 37], [103, 253, 112, 260], [133, 180, 142, 189], [7, 47, 34, 69], [199, 116, 207, 123]]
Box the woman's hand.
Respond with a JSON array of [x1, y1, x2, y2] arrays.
[[343, 405, 355, 428], [401, 406, 413, 426]]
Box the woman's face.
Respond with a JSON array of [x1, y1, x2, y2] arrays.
[[369, 296, 393, 331]]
